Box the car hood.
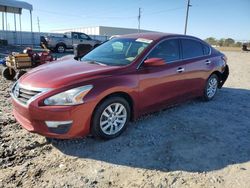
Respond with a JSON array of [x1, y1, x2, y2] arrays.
[[19, 57, 121, 89]]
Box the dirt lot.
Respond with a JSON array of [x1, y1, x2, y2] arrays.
[[0, 51, 250, 188]]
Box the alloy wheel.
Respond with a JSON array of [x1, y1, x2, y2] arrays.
[[100, 103, 127, 135], [57, 46, 65, 53], [207, 77, 218, 98]]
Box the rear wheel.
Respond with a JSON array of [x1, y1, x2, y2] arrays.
[[203, 74, 219, 101], [91, 97, 130, 139], [2, 67, 16, 80]]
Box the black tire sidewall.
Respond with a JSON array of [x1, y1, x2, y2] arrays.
[[204, 74, 219, 101], [2, 67, 16, 80], [91, 97, 131, 139], [56, 44, 65, 53]]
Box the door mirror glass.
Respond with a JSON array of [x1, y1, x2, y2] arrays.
[[144, 58, 166, 66]]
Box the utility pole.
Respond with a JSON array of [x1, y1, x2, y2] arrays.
[[184, 0, 191, 35], [5, 12, 7, 30], [138, 7, 141, 33], [37, 16, 40, 33], [1, 12, 4, 40], [2, 12, 4, 31]]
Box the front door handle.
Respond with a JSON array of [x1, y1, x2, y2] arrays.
[[177, 67, 185, 73], [205, 60, 211, 65]]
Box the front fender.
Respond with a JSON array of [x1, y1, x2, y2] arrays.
[[84, 74, 140, 119]]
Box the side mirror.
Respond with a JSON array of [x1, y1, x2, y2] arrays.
[[144, 58, 166, 66]]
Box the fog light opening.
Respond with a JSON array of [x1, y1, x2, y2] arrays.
[[45, 121, 73, 128]]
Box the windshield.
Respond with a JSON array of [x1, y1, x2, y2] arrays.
[[81, 38, 152, 66]]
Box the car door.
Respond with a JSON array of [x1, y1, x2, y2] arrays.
[[137, 39, 190, 114], [180, 38, 212, 96], [72, 33, 79, 45]]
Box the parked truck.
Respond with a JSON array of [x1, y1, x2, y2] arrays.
[[41, 32, 101, 53]]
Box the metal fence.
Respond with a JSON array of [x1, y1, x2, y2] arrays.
[[0, 30, 109, 46]]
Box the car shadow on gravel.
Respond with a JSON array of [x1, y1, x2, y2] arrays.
[[52, 87, 250, 172]]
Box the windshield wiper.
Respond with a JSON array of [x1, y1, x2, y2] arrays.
[[87, 61, 107, 66]]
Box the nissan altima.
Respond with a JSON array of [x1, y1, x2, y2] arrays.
[[11, 33, 229, 139]]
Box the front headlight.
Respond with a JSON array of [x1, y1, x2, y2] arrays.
[[44, 85, 93, 106]]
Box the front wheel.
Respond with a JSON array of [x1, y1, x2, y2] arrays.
[[203, 74, 219, 101], [56, 44, 66, 53], [2, 67, 16, 80], [91, 97, 131, 139]]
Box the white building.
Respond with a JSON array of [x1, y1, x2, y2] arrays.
[[52, 26, 156, 37]]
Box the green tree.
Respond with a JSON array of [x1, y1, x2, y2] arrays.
[[235, 42, 242, 47], [224, 38, 235, 47], [205, 37, 217, 46], [218, 39, 225, 47]]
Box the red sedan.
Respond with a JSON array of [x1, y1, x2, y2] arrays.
[[11, 33, 229, 139]]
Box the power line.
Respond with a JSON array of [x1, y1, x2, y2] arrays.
[[145, 7, 185, 16], [35, 6, 185, 21], [34, 6, 188, 32], [35, 9, 136, 20]]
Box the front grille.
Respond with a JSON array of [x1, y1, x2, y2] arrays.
[[12, 83, 41, 105]]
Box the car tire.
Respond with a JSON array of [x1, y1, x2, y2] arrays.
[[2, 67, 16, 80], [203, 74, 219, 101], [91, 96, 131, 139], [56, 44, 66, 53]]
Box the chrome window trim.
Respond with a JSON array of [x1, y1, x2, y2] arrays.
[[137, 36, 212, 69], [11, 81, 52, 108]]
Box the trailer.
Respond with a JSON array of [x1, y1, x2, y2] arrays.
[[2, 47, 56, 80]]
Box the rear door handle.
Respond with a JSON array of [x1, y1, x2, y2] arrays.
[[205, 60, 211, 65], [177, 67, 185, 73]]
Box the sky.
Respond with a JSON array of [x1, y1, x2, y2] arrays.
[[2, 0, 250, 40]]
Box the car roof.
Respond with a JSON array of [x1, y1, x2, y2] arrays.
[[117, 32, 202, 42], [117, 32, 184, 40]]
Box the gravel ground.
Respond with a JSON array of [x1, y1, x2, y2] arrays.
[[0, 51, 250, 188]]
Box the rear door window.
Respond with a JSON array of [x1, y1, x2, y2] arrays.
[[202, 44, 210, 55], [181, 39, 204, 59]]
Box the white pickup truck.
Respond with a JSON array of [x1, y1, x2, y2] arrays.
[[41, 32, 101, 53]]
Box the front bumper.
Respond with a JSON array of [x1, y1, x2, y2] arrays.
[[12, 98, 95, 139]]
